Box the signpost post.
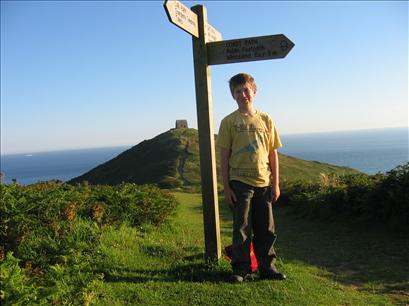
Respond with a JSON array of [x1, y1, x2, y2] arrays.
[[190, 4, 222, 261], [164, 0, 294, 261]]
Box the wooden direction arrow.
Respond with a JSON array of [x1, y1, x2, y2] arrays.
[[206, 23, 222, 43], [207, 34, 294, 65], [164, 0, 199, 37], [164, 0, 222, 42]]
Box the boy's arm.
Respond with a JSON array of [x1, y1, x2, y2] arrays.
[[269, 149, 280, 203], [220, 147, 237, 206]]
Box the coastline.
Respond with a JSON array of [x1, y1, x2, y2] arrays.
[[1, 127, 407, 185]]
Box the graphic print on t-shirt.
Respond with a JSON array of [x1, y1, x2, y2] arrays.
[[234, 138, 262, 162]]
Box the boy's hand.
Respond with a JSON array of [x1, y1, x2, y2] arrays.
[[271, 185, 280, 203], [224, 187, 237, 208]]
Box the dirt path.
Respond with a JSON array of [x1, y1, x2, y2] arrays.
[[178, 143, 190, 186]]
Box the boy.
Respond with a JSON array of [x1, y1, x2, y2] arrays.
[[217, 73, 286, 283]]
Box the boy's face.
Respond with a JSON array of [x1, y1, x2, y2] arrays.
[[232, 83, 256, 108]]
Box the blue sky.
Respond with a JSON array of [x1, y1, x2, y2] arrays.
[[1, 0, 407, 154]]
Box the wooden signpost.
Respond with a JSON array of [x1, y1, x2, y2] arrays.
[[164, 0, 294, 261]]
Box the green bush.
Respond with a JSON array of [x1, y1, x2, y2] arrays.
[[0, 181, 179, 305], [371, 163, 409, 228], [159, 176, 183, 189], [0, 252, 38, 306], [279, 162, 409, 231]]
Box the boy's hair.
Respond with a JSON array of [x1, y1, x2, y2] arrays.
[[229, 73, 257, 97]]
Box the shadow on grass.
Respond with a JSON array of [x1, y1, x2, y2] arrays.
[[275, 205, 409, 299], [102, 260, 232, 284]]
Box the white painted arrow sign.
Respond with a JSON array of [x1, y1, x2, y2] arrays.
[[164, 0, 222, 42]]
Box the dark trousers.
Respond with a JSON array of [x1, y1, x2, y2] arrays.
[[230, 180, 277, 274]]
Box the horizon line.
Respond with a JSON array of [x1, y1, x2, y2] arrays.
[[1, 125, 407, 156]]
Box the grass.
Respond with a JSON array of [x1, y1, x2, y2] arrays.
[[279, 154, 358, 183], [93, 192, 408, 305]]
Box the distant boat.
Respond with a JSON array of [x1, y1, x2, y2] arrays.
[[24, 154, 33, 157]]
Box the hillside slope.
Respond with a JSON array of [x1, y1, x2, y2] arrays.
[[69, 128, 359, 188]]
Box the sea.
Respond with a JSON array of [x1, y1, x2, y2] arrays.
[[1, 127, 408, 186]]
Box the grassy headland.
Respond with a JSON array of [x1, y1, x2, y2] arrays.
[[69, 128, 359, 189]]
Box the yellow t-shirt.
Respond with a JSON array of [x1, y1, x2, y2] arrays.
[[216, 110, 282, 187]]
